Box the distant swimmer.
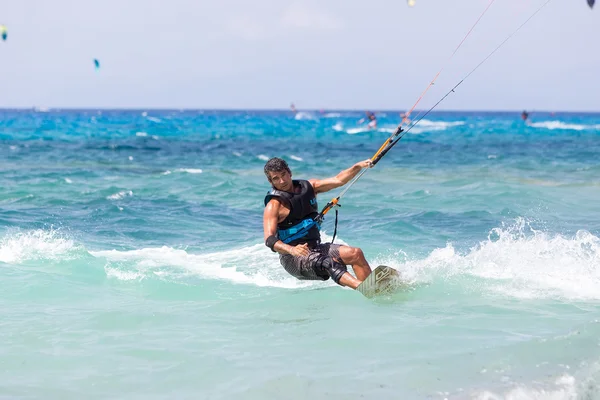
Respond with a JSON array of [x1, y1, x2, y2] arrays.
[[263, 157, 374, 289], [290, 103, 297, 114], [521, 110, 529, 122], [358, 111, 377, 129]]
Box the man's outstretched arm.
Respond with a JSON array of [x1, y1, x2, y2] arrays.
[[309, 159, 373, 194]]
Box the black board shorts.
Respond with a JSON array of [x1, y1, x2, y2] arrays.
[[279, 243, 345, 281]]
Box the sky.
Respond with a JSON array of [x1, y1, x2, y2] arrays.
[[0, 0, 598, 111]]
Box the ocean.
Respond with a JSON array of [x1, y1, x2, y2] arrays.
[[1, 109, 600, 399]]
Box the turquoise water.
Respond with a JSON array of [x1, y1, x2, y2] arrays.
[[1, 109, 600, 399]]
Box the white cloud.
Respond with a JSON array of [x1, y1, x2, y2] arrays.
[[280, 3, 343, 31]]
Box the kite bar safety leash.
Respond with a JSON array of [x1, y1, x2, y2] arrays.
[[317, 0, 553, 243]]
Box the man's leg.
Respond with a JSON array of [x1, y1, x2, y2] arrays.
[[313, 254, 362, 289], [312, 244, 373, 290], [338, 272, 362, 289], [337, 246, 372, 281]]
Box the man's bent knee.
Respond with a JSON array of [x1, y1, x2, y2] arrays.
[[353, 247, 365, 260], [340, 246, 366, 264]]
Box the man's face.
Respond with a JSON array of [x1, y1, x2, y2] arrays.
[[267, 169, 293, 191]]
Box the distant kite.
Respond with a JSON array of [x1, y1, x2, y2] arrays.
[[407, 0, 416, 7], [94, 58, 100, 71], [588, 0, 595, 9], [1, 25, 7, 41]]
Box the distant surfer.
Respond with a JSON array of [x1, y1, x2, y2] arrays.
[[263, 157, 373, 289], [358, 111, 377, 129], [290, 103, 297, 114], [521, 110, 529, 122]]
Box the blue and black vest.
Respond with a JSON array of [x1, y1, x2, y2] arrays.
[[264, 180, 321, 246]]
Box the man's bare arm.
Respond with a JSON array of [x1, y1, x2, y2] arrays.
[[263, 199, 309, 257], [310, 159, 373, 194]]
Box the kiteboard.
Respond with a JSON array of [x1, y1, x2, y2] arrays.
[[356, 265, 402, 298]]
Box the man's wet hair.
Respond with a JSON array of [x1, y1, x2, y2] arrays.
[[264, 157, 291, 180]]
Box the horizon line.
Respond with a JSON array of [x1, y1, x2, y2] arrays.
[[1, 107, 599, 114]]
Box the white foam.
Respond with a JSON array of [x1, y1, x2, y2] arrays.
[[406, 119, 465, 134], [107, 190, 133, 200], [392, 218, 600, 301], [324, 113, 341, 118], [136, 132, 148, 137], [105, 267, 143, 281], [347, 127, 371, 135], [529, 121, 598, 131], [0, 229, 80, 264], [146, 116, 162, 123], [92, 244, 321, 288], [257, 154, 269, 161], [176, 168, 202, 174], [233, 151, 242, 157], [346, 125, 402, 135], [473, 374, 576, 400], [294, 112, 316, 120], [332, 123, 344, 132], [92, 231, 345, 288], [418, 119, 464, 128], [530, 121, 578, 131], [289, 155, 303, 162], [64, 178, 73, 184]]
